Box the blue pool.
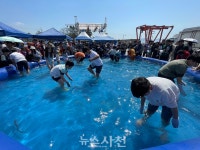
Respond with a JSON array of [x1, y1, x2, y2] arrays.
[[0, 58, 200, 150]]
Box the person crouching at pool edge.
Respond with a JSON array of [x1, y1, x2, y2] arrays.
[[131, 76, 180, 128], [50, 60, 74, 89], [158, 51, 200, 96]]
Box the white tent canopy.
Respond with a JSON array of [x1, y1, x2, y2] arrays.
[[92, 32, 116, 41], [75, 31, 92, 41]]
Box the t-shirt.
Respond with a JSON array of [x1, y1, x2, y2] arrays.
[[145, 77, 180, 108], [158, 59, 188, 78], [9, 52, 26, 63], [75, 52, 85, 58], [50, 64, 68, 78], [89, 50, 103, 67], [108, 49, 117, 55]]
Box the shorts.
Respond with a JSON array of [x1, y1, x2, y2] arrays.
[[109, 54, 115, 61], [16, 61, 29, 72], [147, 103, 172, 123], [52, 76, 61, 82], [89, 65, 103, 74]]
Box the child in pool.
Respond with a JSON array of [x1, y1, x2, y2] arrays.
[[50, 60, 74, 89]]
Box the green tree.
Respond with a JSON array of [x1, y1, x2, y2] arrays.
[[86, 26, 92, 37], [60, 23, 79, 40]]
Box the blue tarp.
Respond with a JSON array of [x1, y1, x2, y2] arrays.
[[0, 21, 32, 38], [33, 28, 72, 41]]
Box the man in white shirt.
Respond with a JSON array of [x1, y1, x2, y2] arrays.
[[9, 51, 30, 75], [84, 47, 103, 78], [131, 76, 180, 128]]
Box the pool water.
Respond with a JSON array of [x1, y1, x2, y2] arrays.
[[0, 58, 200, 150]]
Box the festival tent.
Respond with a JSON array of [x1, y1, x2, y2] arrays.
[[0, 21, 32, 38], [92, 32, 116, 41], [0, 28, 4, 36], [75, 31, 92, 41], [33, 28, 72, 41]]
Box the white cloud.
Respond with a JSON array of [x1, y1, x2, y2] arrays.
[[14, 21, 25, 27]]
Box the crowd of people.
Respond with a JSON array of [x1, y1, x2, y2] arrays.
[[0, 38, 200, 75], [0, 38, 200, 77]]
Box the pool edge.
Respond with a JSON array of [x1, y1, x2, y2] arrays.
[[142, 137, 200, 150], [1, 56, 200, 149], [0, 132, 30, 150]]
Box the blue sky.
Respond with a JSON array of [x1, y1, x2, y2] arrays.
[[1, 0, 200, 40]]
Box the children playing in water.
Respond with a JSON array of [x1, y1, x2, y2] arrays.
[[50, 60, 74, 89], [83, 47, 103, 78]]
